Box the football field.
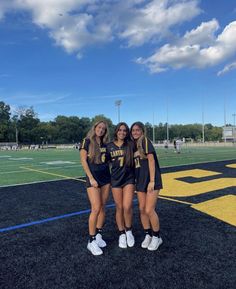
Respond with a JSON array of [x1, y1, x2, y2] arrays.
[[0, 146, 236, 289]]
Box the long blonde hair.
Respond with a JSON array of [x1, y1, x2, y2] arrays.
[[87, 121, 109, 163], [130, 121, 147, 159]]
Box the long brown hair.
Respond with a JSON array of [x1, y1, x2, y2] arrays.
[[87, 121, 109, 163], [130, 121, 147, 159], [114, 122, 133, 167]]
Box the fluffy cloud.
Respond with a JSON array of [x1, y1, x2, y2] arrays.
[[0, 0, 201, 54], [137, 20, 236, 73], [1, 0, 236, 73], [119, 0, 201, 46]]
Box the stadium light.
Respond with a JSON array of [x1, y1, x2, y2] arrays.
[[115, 100, 122, 123], [166, 97, 169, 143], [152, 112, 155, 143], [202, 99, 205, 143]]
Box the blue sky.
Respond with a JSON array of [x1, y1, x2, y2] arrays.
[[0, 0, 236, 127]]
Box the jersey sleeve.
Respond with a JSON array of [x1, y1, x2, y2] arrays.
[[142, 137, 155, 155], [79, 138, 90, 152]]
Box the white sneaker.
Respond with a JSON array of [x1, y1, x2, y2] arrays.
[[141, 234, 152, 248], [95, 233, 107, 248], [126, 230, 135, 247], [147, 236, 163, 251], [119, 233, 127, 248], [87, 240, 103, 255]]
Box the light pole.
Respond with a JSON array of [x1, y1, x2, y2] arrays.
[[115, 100, 122, 123], [224, 96, 226, 143], [233, 113, 236, 143], [166, 97, 169, 144], [152, 112, 155, 143], [202, 100, 205, 143]]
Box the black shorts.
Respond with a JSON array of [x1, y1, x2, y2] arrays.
[[86, 167, 111, 188], [136, 175, 163, 193], [111, 171, 135, 188]]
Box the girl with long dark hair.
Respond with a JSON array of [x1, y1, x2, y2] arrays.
[[107, 122, 135, 248]]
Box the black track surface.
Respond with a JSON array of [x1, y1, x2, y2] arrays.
[[1, 160, 236, 289]]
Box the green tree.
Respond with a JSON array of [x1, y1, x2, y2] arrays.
[[0, 101, 11, 141]]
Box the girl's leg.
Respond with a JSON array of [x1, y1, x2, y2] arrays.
[[96, 184, 110, 229], [137, 192, 150, 229], [87, 187, 103, 255], [122, 184, 134, 228], [145, 190, 160, 232], [145, 190, 163, 251], [112, 188, 125, 231], [87, 187, 102, 236]]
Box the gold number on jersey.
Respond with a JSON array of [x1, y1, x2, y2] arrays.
[[134, 158, 141, 168], [118, 156, 124, 167], [101, 153, 106, 163]]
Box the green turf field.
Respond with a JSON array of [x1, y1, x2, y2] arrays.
[[0, 145, 236, 186]]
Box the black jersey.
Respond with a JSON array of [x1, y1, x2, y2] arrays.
[[107, 142, 135, 188], [79, 138, 110, 188], [134, 137, 163, 192]]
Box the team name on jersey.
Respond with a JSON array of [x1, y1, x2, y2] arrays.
[[110, 149, 123, 158], [100, 147, 106, 153]]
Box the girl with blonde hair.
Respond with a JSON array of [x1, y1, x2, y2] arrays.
[[131, 121, 163, 251], [80, 120, 111, 255]]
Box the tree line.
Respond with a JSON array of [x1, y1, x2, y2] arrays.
[[0, 101, 223, 144]]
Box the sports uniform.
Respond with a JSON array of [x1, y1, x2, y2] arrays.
[[107, 142, 135, 188], [134, 137, 163, 192], [79, 138, 110, 188]]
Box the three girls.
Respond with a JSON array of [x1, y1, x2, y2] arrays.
[[80, 120, 163, 254]]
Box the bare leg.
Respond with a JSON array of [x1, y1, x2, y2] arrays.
[[112, 188, 125, 231]]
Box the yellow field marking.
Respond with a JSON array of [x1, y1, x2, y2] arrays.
[[226, 163, 236, 168], [20, 166, 86, 182], [161, 169, 236, 197], [192, 195, 236, 227], [159, 196, 193, 205]]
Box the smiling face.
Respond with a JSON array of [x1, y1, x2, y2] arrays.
[[116, 124, 127, 141], [95, 122, 106, 138], [131, 124, 143, 140]]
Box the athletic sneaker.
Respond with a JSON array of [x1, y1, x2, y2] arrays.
[[141, 234, 152, 249], [126, 230, 135, 247], [119, 233, 127, 248], [95, 233, 107, 248], [147, 236, 163, 251], [87, 240, 103, 255]]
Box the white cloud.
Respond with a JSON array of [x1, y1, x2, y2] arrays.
[[137, 20, 236, 73], [0, 0, 201, 56], [119, 0, 201, 46], [217, 61, 236, 76]]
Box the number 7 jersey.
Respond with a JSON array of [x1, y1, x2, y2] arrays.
[[107, 141, 135, 188]]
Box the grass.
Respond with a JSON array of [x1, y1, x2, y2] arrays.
[[0, 145, 236, 186]]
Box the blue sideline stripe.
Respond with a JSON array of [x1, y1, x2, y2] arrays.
[[0, 203, 116, 233]]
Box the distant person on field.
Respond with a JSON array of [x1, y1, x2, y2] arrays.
[[80, 121, 111, 256], [176, 139, 182, 154], [164, 140, 168, 153], [173, 139, 177, 152]]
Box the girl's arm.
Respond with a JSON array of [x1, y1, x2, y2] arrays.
[[80, 149, 98, 188], [147, 153, 155, 192]]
